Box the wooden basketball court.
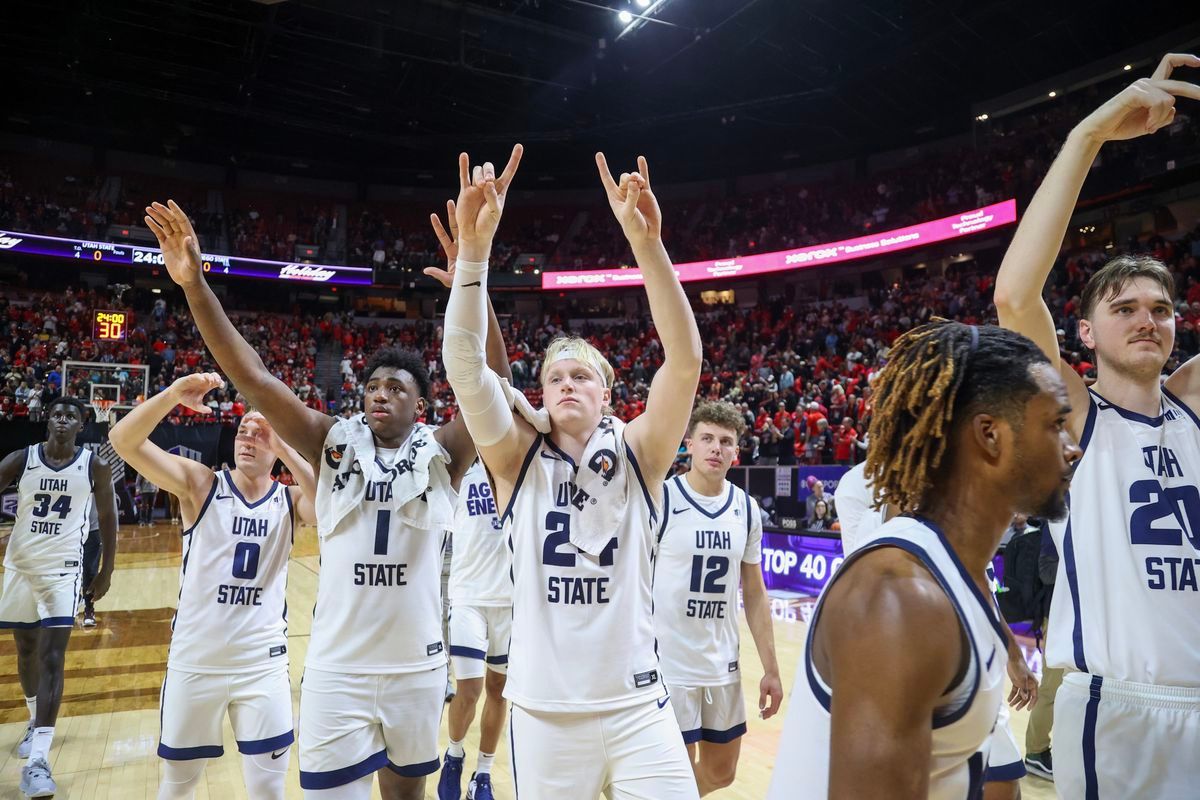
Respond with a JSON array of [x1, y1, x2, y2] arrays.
[[0, 520, 1055, 798]]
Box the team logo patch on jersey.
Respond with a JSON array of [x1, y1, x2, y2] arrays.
[[324, 444, 347, 469], [427, 642, 444, 656], [270, 645, 287, 658], [633, 669, 659, 688], [588, 449, 619, 483]]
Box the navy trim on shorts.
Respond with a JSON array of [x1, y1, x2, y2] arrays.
[[486, 654, 508, 665], [985, 760, 1027, 782], [700, 723, 747, 744], [510, 708, 520, 800], [386, 757, 440, 778], [681, 727, 703, 745], [40, 616, 75, 627], [300, 748, 389, 790], [500, 435, 543, 525], [1083, 675, 1103, 800], [450, 645, 487, 661], [236, 729, 294, 755], [158, 742, 225, 760]]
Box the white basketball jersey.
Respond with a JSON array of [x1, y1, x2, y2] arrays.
[[308, 435, 450, 674], [6, 445, 94, 575], [1047, 388, 1200, 686], [503, 426, 663, 712], [449, 461, 510, 607], [768, 517, 1007, 800], [168, 470, 293, 672], [652, 475, 761, 688], [833, 461, 886, 556]]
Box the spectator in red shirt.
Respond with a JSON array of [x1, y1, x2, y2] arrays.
[[834, 417, 858, 466]]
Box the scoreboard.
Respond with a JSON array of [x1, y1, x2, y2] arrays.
[[0, 230, 373, 286], [94, 310, 129, 341]]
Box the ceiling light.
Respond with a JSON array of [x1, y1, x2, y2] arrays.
[[1048, 91, 1057, 98], [618, 10, 633, 23], [976, 113, 989, 121], [1124, 64, 1133, 71], [635, 0, 651, 6]]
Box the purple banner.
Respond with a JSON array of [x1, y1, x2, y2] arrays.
[[761, 531, 845, 596]]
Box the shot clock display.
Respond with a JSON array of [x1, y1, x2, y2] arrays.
[[93, 310, 129, 341]]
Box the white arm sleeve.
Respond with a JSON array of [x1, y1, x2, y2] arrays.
[[442, 259, 515, 447]]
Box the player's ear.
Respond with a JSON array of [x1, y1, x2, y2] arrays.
[[1078, 318, 1095, 350], [969, 412, 1005, 462]]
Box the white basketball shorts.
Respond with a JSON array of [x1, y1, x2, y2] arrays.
[[158, 665, 293, 760], [0, 569, 79, 628], [985, 699, 1026, 782], [1055, 672, 1200, 799], [298, 665, 446, 791], [669, 683, 747, 746], [449, 604, 511, 680], [509, 694, 698, 800]]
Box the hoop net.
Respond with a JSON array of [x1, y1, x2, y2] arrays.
[[94, 399, 116, 424]]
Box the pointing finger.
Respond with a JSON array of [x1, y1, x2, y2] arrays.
[[458, 153, 470, 190], [637, 155, 650, 186], [595, 152, 619, 195], [496, 143, 524, 193]]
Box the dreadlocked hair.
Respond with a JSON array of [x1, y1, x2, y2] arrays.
[[866, 319, 1050, 514]]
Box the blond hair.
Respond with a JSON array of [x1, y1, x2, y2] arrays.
[[540, 335, 615, 388]]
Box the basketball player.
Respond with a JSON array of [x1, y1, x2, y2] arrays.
[[767, 321, 1080, 799], [442, 151, 702, 799], [109, 373, 316, 799], [994, 54, 1200, 797], [146, 194, 514, 800], [652, 401, 782, 795], [0, 396, 118, 797], [832, 396, 1037, 800], [437, 459, 509, 800]]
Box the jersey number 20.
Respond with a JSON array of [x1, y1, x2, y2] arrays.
[[542, 511, 618, 567]]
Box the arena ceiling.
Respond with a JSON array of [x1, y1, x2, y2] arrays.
[[3, 0, 1200, 186]]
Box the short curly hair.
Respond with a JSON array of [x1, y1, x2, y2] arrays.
[[687, 401, 746, 438], [362, 347, 431, 401]]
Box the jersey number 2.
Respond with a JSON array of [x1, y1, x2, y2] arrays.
[[542, 511, 617, 567]]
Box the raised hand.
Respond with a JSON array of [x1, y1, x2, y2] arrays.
[[169, 372, 224, 414], [454, 144, 523, 262], [1076, 53, 1200, 144], [144, 200, 205, 288], [596, 153, 662, 247], [423, 199, 459, 288]]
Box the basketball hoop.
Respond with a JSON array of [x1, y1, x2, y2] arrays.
[[94, 399, 115, 424]]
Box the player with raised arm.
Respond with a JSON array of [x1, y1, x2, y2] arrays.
[[993, 53, 1200, 798], [109, 373, 317, 800], [0, 397, 118, 798], [652, 400, 782, 796], [145, 190, 514, 800], [767, 321, 1080, 800], [442, 150, 703, 799]]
